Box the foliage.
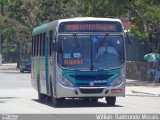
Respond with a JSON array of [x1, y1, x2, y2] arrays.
[[145, 71, 152, 81], [130, 24, 148, 41], [1, 0, 160, 63], [126, 0, 160, 52], [37, 0, 74, 23], [72, 0, 127, 17], [0, 0, 75, 65]]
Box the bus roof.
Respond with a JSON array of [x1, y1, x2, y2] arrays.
[[32, 17, 122, 35], [57, 17, 122, 23]]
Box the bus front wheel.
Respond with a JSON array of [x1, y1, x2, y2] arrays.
[[52, 97, 65, 107], [82, 98, 98, 102], [105, 97, 116, 106], [91, 98, 98, 102]]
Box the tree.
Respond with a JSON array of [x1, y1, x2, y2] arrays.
[[127, 0, 160, 52], [0, 0, 11, 16], [72, 0, 127, 17], [73, 0, 160, 52], [1, 0, 160, 65], [0, 0, 77, 66]]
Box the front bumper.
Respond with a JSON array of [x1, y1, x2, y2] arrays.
[[56, 82, 125, 98], [21, 68, 31, 71]]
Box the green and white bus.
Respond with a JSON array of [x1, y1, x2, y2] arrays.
[[31, 17, 126, 106]]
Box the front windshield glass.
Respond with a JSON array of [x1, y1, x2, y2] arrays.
[[58, 35, 124, 70]]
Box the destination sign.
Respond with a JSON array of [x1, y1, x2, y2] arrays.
[[59, 21, 123, 32]]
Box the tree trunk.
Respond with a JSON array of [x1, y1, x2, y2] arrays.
[[16, 43, 20, 68]]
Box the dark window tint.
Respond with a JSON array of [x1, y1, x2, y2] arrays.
[[39, 33, 42, 56], [42, 33, 46, 56], [49, 30, 53, 56]]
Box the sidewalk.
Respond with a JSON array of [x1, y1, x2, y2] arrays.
[[1, 63, 160, 96], [0, 63, 17, 70], [126, 79, 160, 96], [126, 79, 160, 87]]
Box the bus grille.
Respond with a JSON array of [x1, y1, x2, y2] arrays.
[[79, 88, 103, 94], [76, 83, 107, 87], [70, 74, 113, 87], [70, 74, 113, 80]]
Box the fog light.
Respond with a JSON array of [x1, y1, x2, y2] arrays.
[[75, 90, 78, 95]]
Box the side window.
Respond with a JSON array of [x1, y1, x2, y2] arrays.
[[33, 32, 46, 57], [32, 36, 34, 56], [49, 30, 53, 56], [33, 36, 36, 56], [42, 32, 46, 56], [37, 34, 40, 56], [34, 35, 37, 56], [36, 35, 38, 56], [40, 33, 42, 56]]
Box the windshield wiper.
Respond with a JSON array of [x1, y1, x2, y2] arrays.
[[90, 34, 109, 71], [73, 33, 81, 53], [102, 33, 109, 42]]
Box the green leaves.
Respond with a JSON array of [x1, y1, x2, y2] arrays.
[[130, 25, 148, 41], [1, 0, 160, 58], [0, 0, 10, 5]]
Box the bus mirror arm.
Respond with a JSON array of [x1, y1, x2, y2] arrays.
[[124, 31, 131, 44]]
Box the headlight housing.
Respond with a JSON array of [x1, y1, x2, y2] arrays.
[[22, 66, 26, 68], [20, 65, 25, 68], [58, 76, 73, 87], [110, 76, 123, 86]]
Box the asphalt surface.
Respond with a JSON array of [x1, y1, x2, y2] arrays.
[[0, 63, 160, 114]]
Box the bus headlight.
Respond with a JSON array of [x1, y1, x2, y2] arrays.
[[59, 77, 73, 87], [110, 76, 123, 86]]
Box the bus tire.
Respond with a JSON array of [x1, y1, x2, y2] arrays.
[[82, 98, 98, 102], [37, 76, 46, 102], [46, 96, 52, 102], [52, 97, 64, 107], [105, 97, 116, 106], [82, 98, 91, 102], [91, 98, 98, 102]]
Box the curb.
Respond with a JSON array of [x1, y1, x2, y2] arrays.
[[126, 79, 160, 87]]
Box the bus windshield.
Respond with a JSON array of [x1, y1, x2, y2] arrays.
[[58, 35, 124, 70]]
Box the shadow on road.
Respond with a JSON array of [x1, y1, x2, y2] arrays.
[[0, 101, 6, 103], [0, 97, 17, 99], [0, 97, 17, 104], [32, 99, 124, 108], [0, 71, 22, 74], [0, 71, 31, 74]]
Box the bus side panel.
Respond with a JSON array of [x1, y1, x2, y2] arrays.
[[48, 57, 54, 96], [39, 58, 47, 94], [31, 57, 38, 91], [31, 57, 42, 91], [49, 48, 57, 97], [31, 57, 48, 94], [48, 30, 57, 97]]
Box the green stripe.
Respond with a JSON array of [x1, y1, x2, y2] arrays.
[[62, 69, 121, 86]]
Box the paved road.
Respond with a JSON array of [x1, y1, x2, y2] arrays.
[[0, 63, 160, 114]]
